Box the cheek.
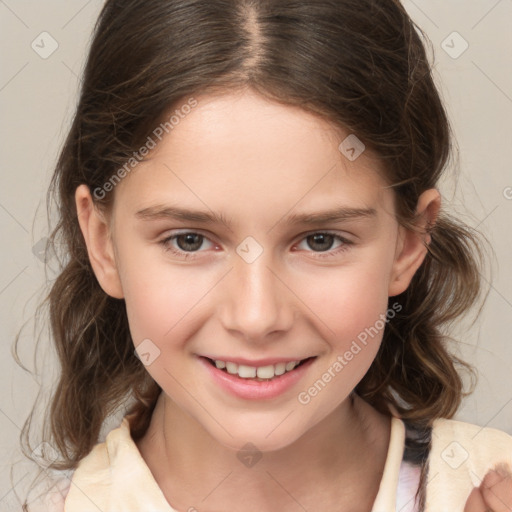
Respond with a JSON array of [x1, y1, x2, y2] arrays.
[[291, 249, 395, 382], [120, 258, 217, 391], [295, 259, 393, 339], [118, 244, 214, 346], [294, 273, 390, 413]]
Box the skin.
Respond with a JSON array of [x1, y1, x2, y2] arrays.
[[76, 88, 442, 511], [464, 465, 512, 512]]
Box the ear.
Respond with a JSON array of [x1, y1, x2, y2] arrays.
[[75, 184, 124, 299], [388, 188, 441, 297]]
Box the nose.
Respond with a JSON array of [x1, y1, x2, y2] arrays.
[[219, 252, 295, 343]]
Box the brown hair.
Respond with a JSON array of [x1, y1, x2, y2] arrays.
[[18, 0, 485, 508]]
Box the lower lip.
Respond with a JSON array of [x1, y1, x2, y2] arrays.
[[198, 356, 316, 400]]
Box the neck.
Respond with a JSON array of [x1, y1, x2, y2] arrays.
[[136, 393, 391, 512]]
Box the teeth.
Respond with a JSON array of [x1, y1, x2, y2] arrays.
[[285, 361, 297, 371], [238, 365, 257, 378], [213, 359, 302, 380], [226, 362, 238, 375], [256, 365, 275, 379], [274, 363, 286, 376]]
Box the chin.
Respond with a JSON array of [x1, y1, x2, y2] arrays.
[[210, 420, 307, 454]]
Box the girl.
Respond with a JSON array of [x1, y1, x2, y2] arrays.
[[19, 0, 512, 511]]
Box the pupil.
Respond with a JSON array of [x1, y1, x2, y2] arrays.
[[308, 234, 333, 252], [177, 233, 203, 251]]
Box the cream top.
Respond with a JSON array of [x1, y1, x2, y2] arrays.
[[32, 415, 413, 511], [31, 415, 512, 511]]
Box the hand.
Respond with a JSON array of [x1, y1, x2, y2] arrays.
[[464, 464, 512, 512]]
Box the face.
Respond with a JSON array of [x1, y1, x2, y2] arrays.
[[82, 89, 431, 452]]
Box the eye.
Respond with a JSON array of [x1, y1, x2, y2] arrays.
[[158, 230, 351, 260], [294, 232, 351, 254], [160, 231, 216, 254]]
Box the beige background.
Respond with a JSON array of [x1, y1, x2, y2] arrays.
[[1, 0, 511, 507]]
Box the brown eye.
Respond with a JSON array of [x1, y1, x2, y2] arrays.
[[159, 231, 217, 259], [175, 233, 204, 251], [306, 233, 335, 252], [294, 232, 352, 258]]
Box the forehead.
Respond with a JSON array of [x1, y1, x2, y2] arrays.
[[114, 89, 395, 222]]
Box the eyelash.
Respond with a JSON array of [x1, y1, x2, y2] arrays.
[[159, 230, 353, 260]]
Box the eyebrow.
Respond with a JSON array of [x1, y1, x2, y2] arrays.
[[134, 205, 377, 227]]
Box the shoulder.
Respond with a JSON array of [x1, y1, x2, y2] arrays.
[[425, 418, 512, 510], [62, 417, 176, 511], [61, 422, 124, 509], [430, 417, 512, 464], [62, 417, 155, 510]]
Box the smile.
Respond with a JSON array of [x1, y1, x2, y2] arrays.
[[204, 357, 314, 381], [199, 355, 317, 400]]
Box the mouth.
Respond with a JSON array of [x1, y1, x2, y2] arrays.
[[202, 356, 316, 382]]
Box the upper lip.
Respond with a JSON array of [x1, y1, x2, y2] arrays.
[[200, 355, 314, 367]]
